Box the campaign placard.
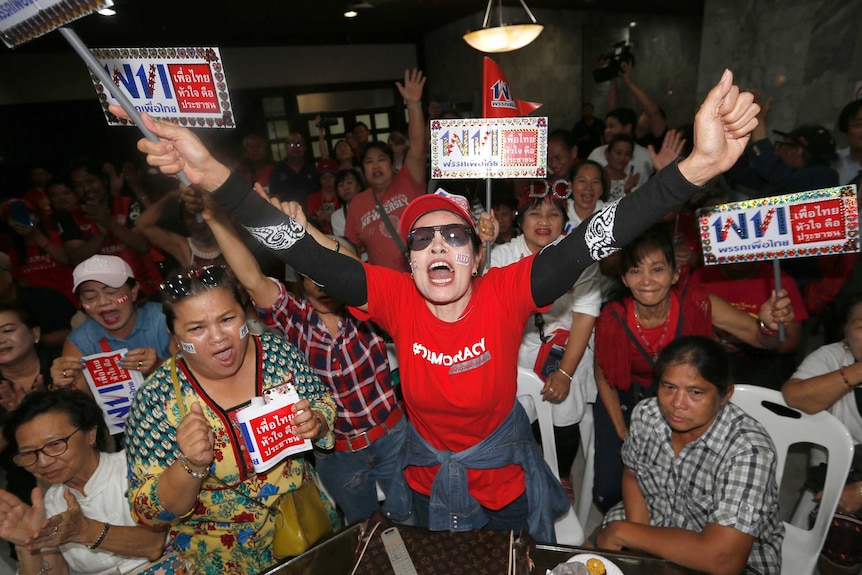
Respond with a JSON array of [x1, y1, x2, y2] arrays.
[[698, 186, 859, 265], [429, 117, 548, 179], [0, 0, 111, 48], [235, 391, 311, 474], [88, 47, 234, 128], [80, 348, 144, 436]]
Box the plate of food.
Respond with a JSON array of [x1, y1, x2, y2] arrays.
[[566, 553, 623, 575]]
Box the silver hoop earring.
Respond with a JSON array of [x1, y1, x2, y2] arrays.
[[472, 270, 478, 277]]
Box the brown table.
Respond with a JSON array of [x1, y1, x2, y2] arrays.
[[259, 524, 706, 575]]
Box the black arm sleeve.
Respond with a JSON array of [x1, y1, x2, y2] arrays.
[[210, 172, 368, 306], [531, 160, 701, 307]]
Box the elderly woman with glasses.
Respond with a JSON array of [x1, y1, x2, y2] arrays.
[[116, 70, 761, 542], [123, 265, 337, 575], [0, 390, 166, 575]]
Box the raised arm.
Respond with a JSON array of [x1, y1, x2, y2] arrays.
[[134, 189, 190, 267], [397, 68, 428, 185], [619, 62, 667, 139], [531, 70, 758, 307], [109, 106, 369, 309]]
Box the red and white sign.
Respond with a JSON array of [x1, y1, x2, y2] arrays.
[[429, 117, 548, 180], [698, 185, 859, 265], [89, 47, 234, 128], [236, 389, 311, 474], [81, 348, 144, 436]]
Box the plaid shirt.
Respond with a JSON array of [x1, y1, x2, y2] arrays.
[[257, 279, 398, 437], [604, 398, 784, 575]]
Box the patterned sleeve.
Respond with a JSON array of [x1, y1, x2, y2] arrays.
[[255, 277, 297, 333], [621, 401, 648, 472], [125, 369, 185, 527], [708, 425, 778, 536], [530, 160, 702, 307]]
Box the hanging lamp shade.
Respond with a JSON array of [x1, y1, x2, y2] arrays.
[[463, 0, 544, 53]]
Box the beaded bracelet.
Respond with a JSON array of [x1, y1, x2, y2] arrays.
[[87, 522, 111, 550], [557, 368, 573, 382], [838, 366, 853, 389], [16, 557, 52, 575], [179, 453, 210, 479]]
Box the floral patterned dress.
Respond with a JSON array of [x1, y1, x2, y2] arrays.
[[125, 332, 337, 575]]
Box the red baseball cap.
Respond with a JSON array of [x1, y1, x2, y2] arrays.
[[398, 189, 476, 242]]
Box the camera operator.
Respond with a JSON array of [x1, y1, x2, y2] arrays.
[[610, 61, 669, 154]]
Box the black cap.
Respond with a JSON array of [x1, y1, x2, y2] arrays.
[[773, 124, 837, 165]]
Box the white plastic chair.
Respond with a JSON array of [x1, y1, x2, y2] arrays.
[[730, 385, 854, 575], [516, 367, 586, 545], [576, 403, 595, 527]]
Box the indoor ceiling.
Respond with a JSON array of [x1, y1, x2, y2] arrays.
[[5, 0, 703, 54]]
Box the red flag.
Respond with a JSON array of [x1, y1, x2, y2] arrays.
[[482, 57, 542, 118]]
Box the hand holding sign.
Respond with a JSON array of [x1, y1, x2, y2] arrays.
[[108, 105, 231, 193], [679, 69, 760, 187], [758, 288, 795, 333], [290, 399, 328, 441], [176, 402, 214, 473]]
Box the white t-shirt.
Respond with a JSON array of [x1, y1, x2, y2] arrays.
[[588, 143, 654, 198], [45, 451, 153, 575], [490, 234, 601, 425], [790, 342, 862, 447], [834, 147, 862, 185]]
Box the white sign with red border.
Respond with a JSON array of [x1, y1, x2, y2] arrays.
[[698, 186, 859, 265], [236, 391, 311, 474], [81, 348, 144, 436], [89, 47, 234, 128], [429, 117, 548, 180]]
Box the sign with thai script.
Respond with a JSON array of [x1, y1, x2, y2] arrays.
[[698, 186, 859, 265], [81, 348, 143, 436], [429, 117, 548, 179], [89, 47, 234, 128], [0, 0, 111, 48], [235, 388, 311, 473]]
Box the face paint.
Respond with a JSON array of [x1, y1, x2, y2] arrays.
[[239, 322, 249, 338], [180, 341, 197, 354], [409, 259, 419, 273], [115, 294, 129, 305], [82, 303, 92, 311], [455, 253, 471, 266]]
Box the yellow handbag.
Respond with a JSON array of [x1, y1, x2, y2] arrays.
[[170, 357, 332, 558], [272, 473, 333, 558]]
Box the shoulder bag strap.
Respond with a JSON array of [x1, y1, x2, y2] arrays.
[[609, 308, 655, 367], [371, 191, 409, 260]]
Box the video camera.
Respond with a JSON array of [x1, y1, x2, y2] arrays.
[[592, 42, 635, 84]]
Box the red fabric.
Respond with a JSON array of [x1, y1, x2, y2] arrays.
[[345, 165, 424, 272], [350, 258, 540, 510], [65, 197, 161, 295], [801, 254, 858, 315], [690, 262, 809, 327], [8, 231, 75, 304], [306, 190, 341, 235], [595, 285, 712, 392], [482, 57, 542, 118]]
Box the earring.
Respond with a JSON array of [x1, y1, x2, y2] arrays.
[[34, 338, 39, 344], [472, 270, 478, 277]]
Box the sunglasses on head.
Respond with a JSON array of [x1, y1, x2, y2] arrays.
[[160, 265, 228, 300], [527, 179, 571, 200], [406, 224, 474, 252]]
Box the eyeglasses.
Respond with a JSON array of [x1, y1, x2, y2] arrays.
[[406, 224, 474, 252], [13, 428, 80, 467], [287, 141, 305, 148], [527, 179, 571, 200], [160, 265, 228, 300]]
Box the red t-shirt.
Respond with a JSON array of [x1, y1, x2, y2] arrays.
[[351, 258, 540, 509], [344, 166, 424, 272], [306, 190, 341, 235], [9, 232, 75, 304]]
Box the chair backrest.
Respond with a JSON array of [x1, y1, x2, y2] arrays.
[[730, 384, 854, 575], [516, 367, 584, 545]]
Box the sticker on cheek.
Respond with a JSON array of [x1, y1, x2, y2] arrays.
[[180, 341, 197, 354], [115, 295, 129, 305], [409, 259, 418, 273], [82, 303, 92, 311], [455, 253, 471, 266], [239, 322, 249, 338]]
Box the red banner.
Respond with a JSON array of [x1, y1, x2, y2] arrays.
[[482, 57, 541, 118]]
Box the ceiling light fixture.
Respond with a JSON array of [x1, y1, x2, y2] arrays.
[[97, 7, 116, 16], [462, 0, 544, 53], [344, 10, 358, 17]]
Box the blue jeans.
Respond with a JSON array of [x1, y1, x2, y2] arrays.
[[411, 489, 530, 532], [315, 416, 407, 524]]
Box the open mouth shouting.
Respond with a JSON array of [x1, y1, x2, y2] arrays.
[[99, 310, 121, 326], [213, 346, 235, 367], [427, 259, 455, 286]]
